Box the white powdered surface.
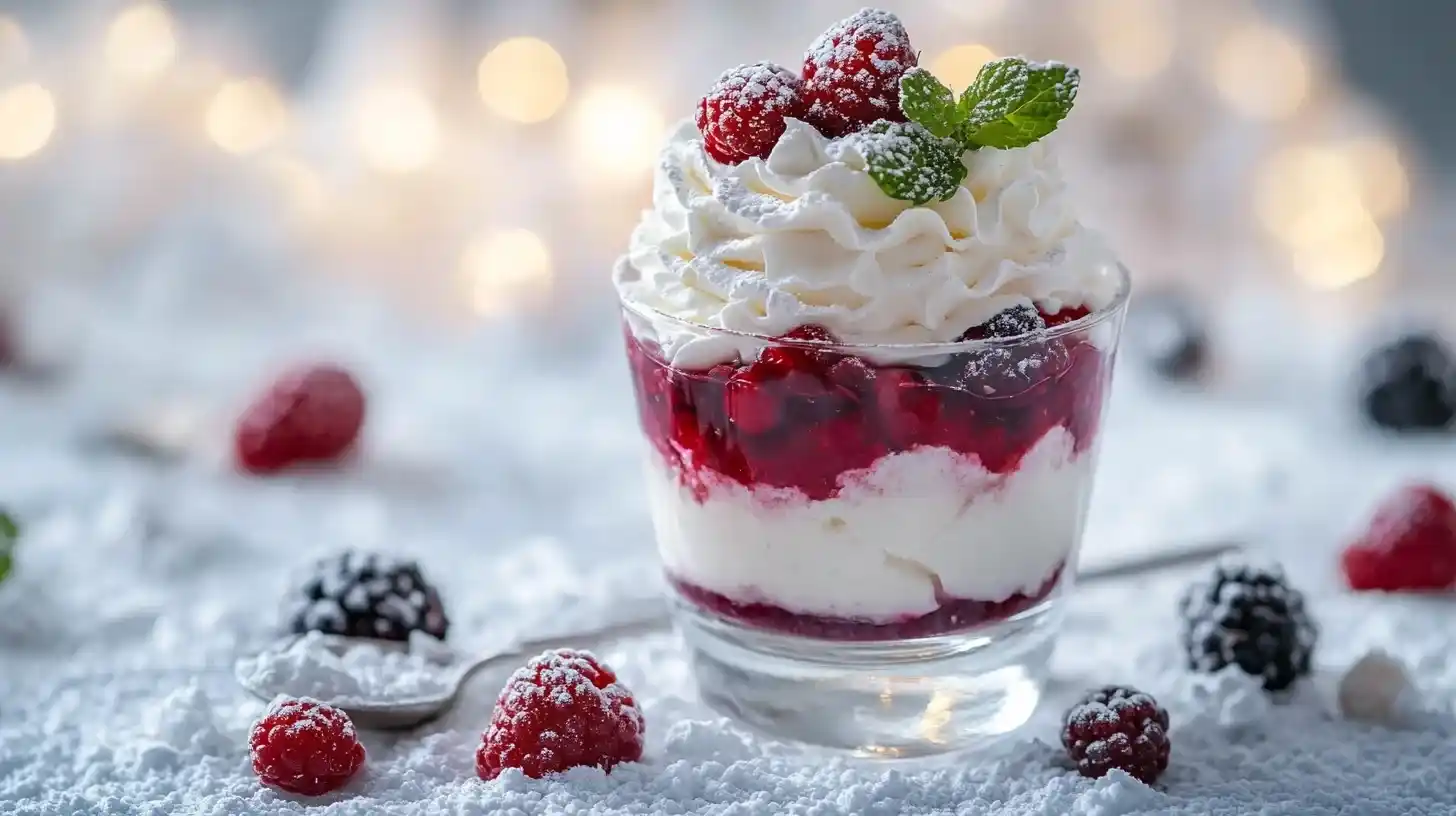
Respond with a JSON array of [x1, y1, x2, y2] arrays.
[[235, 630, 453, 705], [2, 275, 1455, 814]]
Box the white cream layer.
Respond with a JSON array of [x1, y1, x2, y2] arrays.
[[646, 428, 1094, 621], [617, 118, 1121, 369]]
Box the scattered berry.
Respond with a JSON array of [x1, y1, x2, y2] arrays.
[[1061, 686, 1170, 785], [250, 697, 365, 796], [1342, 484, 1456, 591], [1178, 559, 1316, 691], [802, 8, 917, 137], [285, 550, 449, 642], [235, 364, 366, 474], [476, 649, 644, 780], [1126, 290, 1209, 381], [1358, 333, 1456, 432], [696, 62, 807, 165]]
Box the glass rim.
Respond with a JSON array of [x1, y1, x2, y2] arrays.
[[616, 260, 1132, 353]]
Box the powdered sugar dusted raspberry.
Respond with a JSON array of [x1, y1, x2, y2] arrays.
[[802, 8, 916, 137], [249, 697, 366, 796], [477, 649, 644, 781], [696, 62, 807, 165]]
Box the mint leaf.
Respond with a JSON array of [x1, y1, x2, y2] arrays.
[[899, 67, 960, 139], [853, 121, 968, 206], [960, 57, 1079, 149], [0, 510, 15, 585]]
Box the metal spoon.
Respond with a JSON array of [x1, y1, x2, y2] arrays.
[[236, 538, 1239, 730]]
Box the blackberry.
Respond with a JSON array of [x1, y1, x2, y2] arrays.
[[1178, 559, 1316, 691], [1358, 333, 1456, 432], [1061, 686, 1170, 784], [982, 304, 1046, 339], [285, 551, 449, 642], [1126, 290, 1208, 381]]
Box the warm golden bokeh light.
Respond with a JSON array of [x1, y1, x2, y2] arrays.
[[461, 229, 554, 316], [205, 78, 288, 155], [355, 85, 439, 173], [1211, 23, 1310, 119], [105, 3, 178, 81], [262, 156, 329, 221], [573, 85, 665, 183], [477, 37, 569, 124], [1255, 145, 1384, 289], [1087, 0, 1174, 80], [0, 16, 28, 67], [1344, 138, 1410, 220], [0, 83, 57, 160], [930, 45, 997, 92]]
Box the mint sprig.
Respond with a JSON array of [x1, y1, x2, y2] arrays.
[[852, 121, 968, 206], [898, 68, 960, 139], [960, 58, 1079, 149], [900, 57, 1080, 151], [0, 510, 16, 585]]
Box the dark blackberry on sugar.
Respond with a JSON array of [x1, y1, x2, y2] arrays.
[[285, 550, 449, 642], [1358, 332, 1456, 432], [1178, 559, 1316, 691]]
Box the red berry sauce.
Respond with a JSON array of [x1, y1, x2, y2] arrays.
[[623, 309, 1110, 640]]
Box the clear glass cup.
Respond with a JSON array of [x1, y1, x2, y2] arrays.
[[618, 262, 1131, 756]]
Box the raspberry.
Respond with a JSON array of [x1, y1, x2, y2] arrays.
[[696, 62, 807, 165], [1342, 484, 1456, 591], [249, 697, 366, 796], [235, 364, 366, 474], [476, 649, 644, 781], [1061, 686, 1170, 785], [1179, 559, 1316, 691], [802, 8, 916, 137]]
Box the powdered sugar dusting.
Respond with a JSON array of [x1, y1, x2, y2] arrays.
[[804, 8, 910, 78], [236, 630, 453, 705], [705, 62, 801, 114]]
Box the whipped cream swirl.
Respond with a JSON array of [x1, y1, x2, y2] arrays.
[[616, 118, 1120, 368]]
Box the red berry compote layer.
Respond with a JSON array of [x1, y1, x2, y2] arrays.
[[616, 9, 1124, 641]]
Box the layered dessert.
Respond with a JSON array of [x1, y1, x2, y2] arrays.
[[616, 9, 1125, 641]]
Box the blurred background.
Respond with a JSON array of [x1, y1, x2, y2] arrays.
[[0, 0, 1451, 674], [0, 0, 1450, 351]]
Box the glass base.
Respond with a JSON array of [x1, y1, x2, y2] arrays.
[[675, 595, 1059, 757]]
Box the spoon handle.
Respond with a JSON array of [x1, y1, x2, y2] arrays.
[[454, 609, 675, 686]]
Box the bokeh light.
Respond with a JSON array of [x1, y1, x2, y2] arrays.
[[477, 37, 569, 124], [573, 85, 665, 183], [930, 45, 997, 92], [205, 78, 288, 155], [1086, 0, 1174, 81], [1255, 145, 1384, 289], [461, 228, 554, 316], [105, 3, 178, 81], [355, 85, 439, 173], [1210, 23, 1310, 119], [0, 83, 57, 160], [262, 156, 329, 221], [1344, 138, 1409, 220], [0, 16, 28, 67]]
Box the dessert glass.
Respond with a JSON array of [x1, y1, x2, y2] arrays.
[[619, 261, 1130, 756]]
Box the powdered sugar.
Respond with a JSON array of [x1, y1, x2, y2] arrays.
[[236, 630, 453, 705]]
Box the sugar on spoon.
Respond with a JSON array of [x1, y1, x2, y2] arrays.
[[235, 538, 1240, 730]]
